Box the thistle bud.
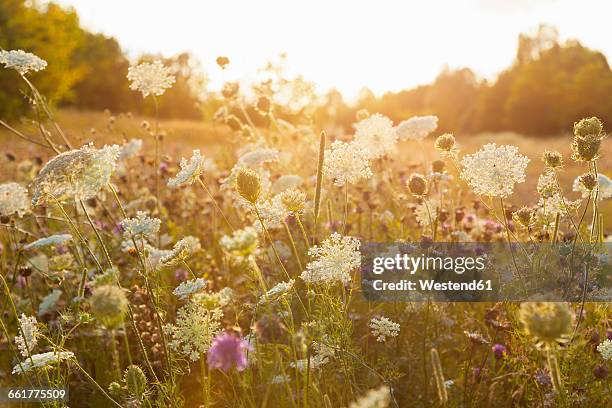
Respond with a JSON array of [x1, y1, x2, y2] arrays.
[[236, 168, 261, 204], [542, 150, 563, 168], [89, 285, 128, 329], [124, 365, 147, 398], [574, 117, 603, 138], [407, 173, 428, 196], [434, 133, 456, 152], [579, 173, 597, 191]]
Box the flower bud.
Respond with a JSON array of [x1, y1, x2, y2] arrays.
[[124, 365, 147, 398], [431, 159, 445, 173], [574, 117, 603, 138], [407, 173, 428, 196], [542, 150, 563, 168], [512, 206, 533, 229], [579, 173, 597, 191], [89, 285, 128, 329], [434, 133, 456, 152], [571, 133, 603, 162], [280, 188, 306, 213], [236, 168, 261, 204]]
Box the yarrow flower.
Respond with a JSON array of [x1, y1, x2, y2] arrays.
[[597, 338, 612, 360], [127, 60, 175, 97], [0, 50, 47, 74], [166, 303, 223, 361], [23, 234, 73, 251], [173, 278, 207, 300], [370, 316, 400, 342], [31, 144, 120, 206], [120, 211, 161, 243], [300, 233, 361, 285], [395, 115, 438, 141], [159, 236, 201, 268], [348, 385, 391, 408], [0, 183, 30, 217], [460, 143, 529, 198], [353, 113, 397, 159], [323, 140, 373, 187], [12, 351, 74, 375], [207, 332, 253, 372], [15, 314, 39, 357], [168, 149, 204, 187]]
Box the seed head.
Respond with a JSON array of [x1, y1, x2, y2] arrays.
[[407, 173, 428, 196], [432, 160, 445, 173], [124, 365, 147, 398], [236, 168, 261, 204], [574, 117, 603, 138], [542, 150, 563, 168], [519, 302, 573, 347], [279, 188, 306, 213], [434, 133, 456, 152], [512, 206, 534, 229], [571, 133, 604, 162], [579, 173, 597, 191]]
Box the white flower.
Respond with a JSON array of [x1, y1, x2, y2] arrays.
[[370, 316, 400, 342], [159, 236, 201, 268], [395, 115, 438, 141], [220, 227, 259, 256], [237, 148, 279, 168], [119, 139, 143, 159], [537, 170, 558, 198], [120, 211, 161, 243], [323, 140, 373, 187], [24, 234, 72, 250], [252, 194, 288, 232], [12, 351, 74, 375], [349, 385, 391, 408], [259, 280, 294, 304], [353, 113, 397, 159], [460, 143, 529, 197], [271, 175, 303, 194], [31, 144, 121, 205], [0, 183, 30, 217], [173, 278, 207, 300], [38, 289, 62, 316], [572, 174, 612, 200], [0, 50, 47, 74], [166, 303, 222, 361], [14, 314, 39, 357], [168, 149, 204, 188], [597, 338, 612, 360], [127, 60, 175, 97], [536, 193, 581, 219], [300, 233, 361, 285], [415, 198, 440, 227]]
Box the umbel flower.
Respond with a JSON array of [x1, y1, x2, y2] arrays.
[[120, 211, 161, 243], [597, 339, 612, 360], [220, 227, 259, 256], [168, 149, 204, 187], [353, 113, 397, 159], [89, 285, 128, 329], [166, 303, 223, 361], [207, 332, 252, 373], [31, 144, 121, 206], [323, 140, 373, 187], [0, 49, 47, 74], [159, 236, 201, 268], [127, 60, 175, 97], [571, 117, 605, 162], [370, 316, 400, 342], [12, 351, 74, 375], [519, 302, 573, 348], [23, 234, 72, 251], [0, 182, 31, 217], [460, 143, 529, 198], [395, 115, 438, 141], [173, 278, 207, 300], [15, 314, 39, 357], [348, 385, 391, 408], [573, 173, 612, 200], [300, 233, 361, 285]]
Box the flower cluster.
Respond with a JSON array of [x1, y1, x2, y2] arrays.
[[12, 351, 74, 375], [323, 141, 373, 187], [168, 149, 204, 187], [127, 60, 175, 97], [159, 236, 201, 268], [395, 115, 438, 141], [14, 314, 39, 357], [173, 278, 207, 300], [370, 316, 400, 342], [353, 113, 397, 159], [300, 233, 361, 284], [166, 302, 223, 361], [0, 183, 30, 217], [120, 211, 161, 243], [0, 50, 47, 74]]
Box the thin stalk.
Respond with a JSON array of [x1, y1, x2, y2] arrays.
[[313, 132, 326, 243], [283, 221, 303, 271], [342, 183, 349, 235], [197, 178, 234, 230]]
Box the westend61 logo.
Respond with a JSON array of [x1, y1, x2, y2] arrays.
[[361, 242, 611, 302]]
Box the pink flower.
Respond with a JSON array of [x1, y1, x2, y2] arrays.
[[207, 332, 252, 373]]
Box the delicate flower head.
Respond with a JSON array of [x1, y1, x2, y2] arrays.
[[434, 133, 456, 153], [460, 143, 529, 197], [24, 234, 72, 251], [573, 174, 612, 200], [90, 285, 128, 329], [536, 170, 559, 198], [512, 206, 534, 229], [536, 193, 581, 220], [15, 314, 39, 357], [12, 351, 74, 375], [348, 385, 391, 408], [415, 198, 440, 227], [0, 183, 30, 217], [407, 173, 428, 196], [542, 150, 563, 168], [0, 50, 47, 74], [159, 236, 201, 268], [207, 332, 252, 372], [597, 339, 612, 360], [38, 289, 62, 316], [220, 227, 259, 256], [252, 194, 289, 232], [323, 140, 373, 187], [271, 174, 303, 194], [236, 168, 262, 204], [370, 316, 400, 342], [31, 144, 120, 206], [300, 233, 361, 285], [119, 139, 143, 160], [120, 211, 161, 243], [259, 280, 295, 304], [127, 60, 175, 97], [353, 113, 397, 159], [279, 188, 306, 213], [173, 278, 207, 300], [395, 115, 438, 141], [492, 344, 508, 359], [237, 148, 279, 168], [519, 302, 573, 347], [168, 150, 204, 188], [166, 303, 223, 361]]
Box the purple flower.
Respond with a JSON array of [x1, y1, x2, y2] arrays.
[[492, 343, 507, 359], [607, 330, 612, 341], [207, 332, 252, 373], [174, 268, 189, 283]]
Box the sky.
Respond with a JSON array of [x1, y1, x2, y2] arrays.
[[53, 0, 612, 100]]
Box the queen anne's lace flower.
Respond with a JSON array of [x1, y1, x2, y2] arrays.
[[323, 141, 373, 187], [12, 351, 74, 375], [395, 115, 438, 141], [415, 198, 440, 227], [159, 236, 201, 268], [597, 339, 612, 360], [300, 233, 361, 285], [0, 50, 47, 74], [353, 113, 397, 159], [572, 174, 612, 200], [536, 193, 581, 220], [460, 144, 529, 197], [15, 314, 39, 357], [349, 385, 391, 408], [238, 148, 279, 168], [31, 144, 120, 205], [173, 278, 207, 300], [220, 227, 259, 256], [536, 170, 558, 198], [127, 60, 175, 97], [0, 183, 30, 217], [168, 150, 204, 187], [119, 139, 143, 159], [259, 279, 294, 304], [120, 211, 161, 243], [271, 174, 303, 194], [166, 303, 222, 361], [24, 234, 72, 250], [370, 316, 400, 342], [252, 194, 289, 232]]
